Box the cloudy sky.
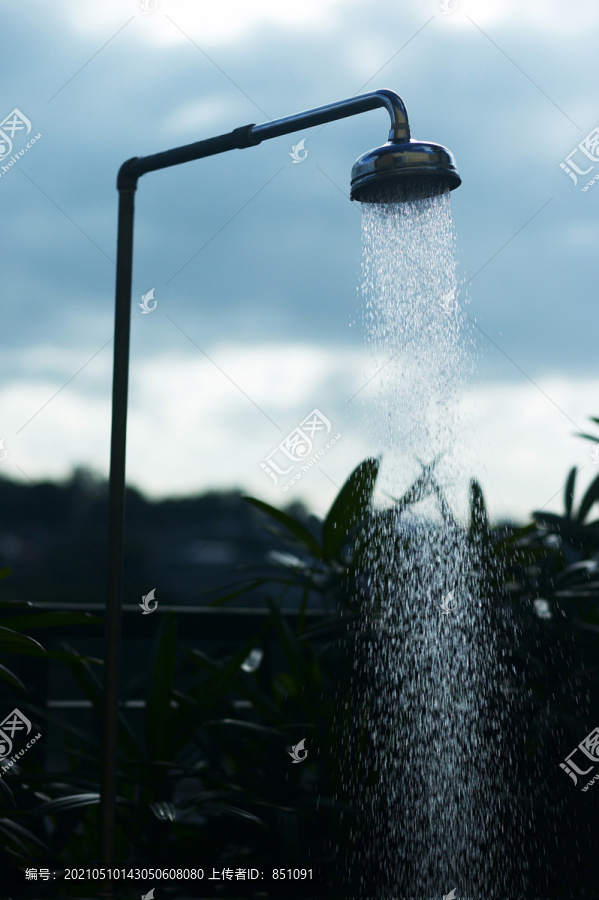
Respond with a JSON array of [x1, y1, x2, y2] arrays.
[[1, 0, 598, 524]]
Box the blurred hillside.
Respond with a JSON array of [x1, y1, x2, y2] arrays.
[[0, 467, 312, 608]]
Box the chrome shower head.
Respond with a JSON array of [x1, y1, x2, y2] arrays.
[[350, 138, 461, 202]]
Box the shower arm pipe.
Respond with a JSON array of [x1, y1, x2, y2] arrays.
[[100, 87, 409, 895], [117, 89, 410, 188]]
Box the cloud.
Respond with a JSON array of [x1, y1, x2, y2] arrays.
[[2, 338, 597, 523], [60, 0, 353, 46], [435, 0, 599, 32]]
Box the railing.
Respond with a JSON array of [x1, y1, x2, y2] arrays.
[[8, 602, 330, 719]]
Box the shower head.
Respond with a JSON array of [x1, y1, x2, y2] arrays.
[[350, 138, 461, 202]]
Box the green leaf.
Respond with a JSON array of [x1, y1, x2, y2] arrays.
[[387, 473, 432, 512], [574, 431, 599, 444], [469, 478, 489, 537], [149, 801, 177, 821], [187, 625, 270, 713], [244, 497, 322, 558], [0, 627, 45, 653], [60, 644, 138, 759], [201, 801, 266, 827], [577, 471, 599, 523], [60, 645, 103, 714], [178, 791, 297, 816], [297, 576, 312, 636], [184, 648, 287, 723], [35, 793, 100, 815], [0, 772, 15, 804], [0, 662, 27, 691], [428, 473, 457, 526], [202, 718, 287, 737], [0, 627, 100, 662], [266, 601, 320, 707], [322, 458, 379, 558], [564, 466, 577, 519], [532, 511, 599, 546], [0, 817, 49, 856], [386, 455, 442, 511]]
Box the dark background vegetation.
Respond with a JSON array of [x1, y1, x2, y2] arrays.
[[1, 421, 599, 899], [0, 467, 312, 609]]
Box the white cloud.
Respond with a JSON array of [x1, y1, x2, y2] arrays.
[[435, 0, 599, 33], [458, 377, 599, 523], [2, 342, 598, 524], [63, 0, 352, 46], [59, 0, 599, 46]]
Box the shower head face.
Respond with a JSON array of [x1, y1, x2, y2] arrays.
[[350, 139, 461, 202]]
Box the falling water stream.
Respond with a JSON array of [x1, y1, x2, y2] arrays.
[[354, 188, 513, 899]]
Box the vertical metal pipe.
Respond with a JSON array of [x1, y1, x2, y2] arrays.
[[99, 177, 137, 899], [95, 91, 418, 896]]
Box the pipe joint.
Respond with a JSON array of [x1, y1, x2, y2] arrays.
[[117, 158, 140, 192]]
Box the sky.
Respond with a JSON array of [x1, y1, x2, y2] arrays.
[[1, 0, 599, 525]]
